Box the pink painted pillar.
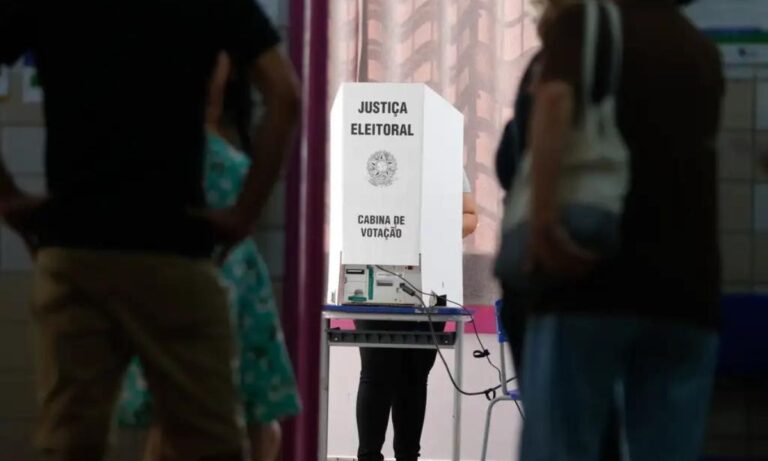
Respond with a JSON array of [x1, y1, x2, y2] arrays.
[[283, 0, 329, 459]]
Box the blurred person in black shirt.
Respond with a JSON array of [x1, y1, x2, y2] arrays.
[[0, 1, 299, 460]]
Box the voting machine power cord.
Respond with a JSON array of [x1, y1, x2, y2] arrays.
[[374, 266, 505, 380], [407, 286, 526, 420], [406, 286, 525, 419], [374, 266, 523, 414], [436, 295, 528, 420]]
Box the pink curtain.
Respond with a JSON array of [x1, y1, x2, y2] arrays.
[[283, 0, 328, 459], [328, 0, 540, 304]]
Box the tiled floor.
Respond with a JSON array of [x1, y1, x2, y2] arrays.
[[704, 377, 768, 458]]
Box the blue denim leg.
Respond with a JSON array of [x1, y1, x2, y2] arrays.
[[520, 314, 630, 461], [519, 314, 718, 461], [623, 323, 718, 461]]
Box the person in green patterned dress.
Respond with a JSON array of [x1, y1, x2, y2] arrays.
[[116, 52, 301, 461]]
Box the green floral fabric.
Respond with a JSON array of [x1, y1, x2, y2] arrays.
[[116, 133, 301, 426]]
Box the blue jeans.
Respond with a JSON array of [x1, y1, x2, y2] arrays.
[[520, 314, 718, 461]]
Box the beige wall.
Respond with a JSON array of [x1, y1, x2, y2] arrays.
[[719, 69, 768, 293], [705, 66, 768, 458]]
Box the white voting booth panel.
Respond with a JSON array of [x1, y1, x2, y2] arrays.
[[327, 83, 464, 307]]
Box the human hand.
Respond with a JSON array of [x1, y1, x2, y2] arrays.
[[0, 193, 45, 255], [528, 223, 598, 278]]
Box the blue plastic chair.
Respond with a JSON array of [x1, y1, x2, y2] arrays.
[[480, 300, 523, 461], [717, 293, 768, 377]]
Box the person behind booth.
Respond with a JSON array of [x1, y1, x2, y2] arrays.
[[355, 171, 477, 461]]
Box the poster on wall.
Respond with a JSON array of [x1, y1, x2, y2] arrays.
[[0, 65, 9, 99], [686, 0, 768, 65], [686, 0, 768, 29], [22, 53, 42, 104]]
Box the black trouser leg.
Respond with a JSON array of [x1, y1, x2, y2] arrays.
[[355, 320, 444, 461], [356, 327, 401, 461], [391, 322, 443, 461]]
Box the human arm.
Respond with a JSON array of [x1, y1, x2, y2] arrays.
[[462, 192, 478, 238], [205, 47, 300, 244], [231, 48, 300, 233], [205, 1, 301, 244], [529, 6, 596, 275], [462, 170, 478, 237], [530, 82, 572, 232]]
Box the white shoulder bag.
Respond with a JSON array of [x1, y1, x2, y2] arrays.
[[496, 0, 629, 283]]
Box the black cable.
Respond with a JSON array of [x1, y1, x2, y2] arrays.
[[375, 265, 508, 384], [423, 299, 522, 416], [425, 293, 512, 388], [421, 292, 504, 382], [374, 265, 520, 403], [431, 298, 525, 419], [415, 291, 499, 397], [514, 400, 525, 421]]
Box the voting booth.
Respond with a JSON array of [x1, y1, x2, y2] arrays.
[[326, 83, 465, 307]]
